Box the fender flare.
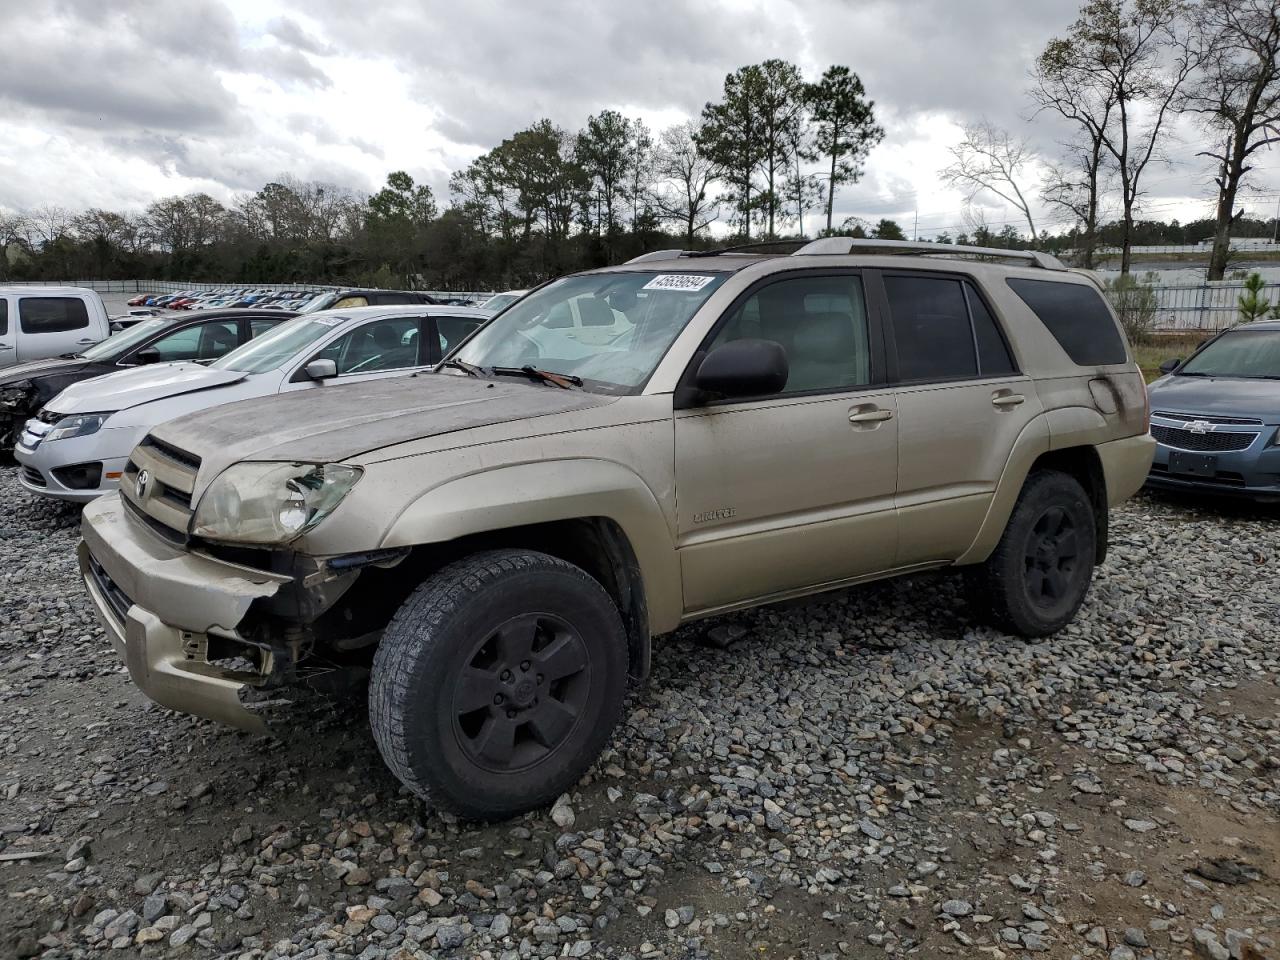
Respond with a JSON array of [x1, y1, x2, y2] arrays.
[[957, 406, 1109, 565], [379, 458, 684, 633]]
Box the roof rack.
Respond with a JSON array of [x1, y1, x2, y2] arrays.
[[624, 249, 687, 264], [792, 237, 1067, 270]]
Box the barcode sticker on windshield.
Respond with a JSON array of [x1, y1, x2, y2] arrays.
[[643, 274, 716, 292], [312, 315, 346, 326]]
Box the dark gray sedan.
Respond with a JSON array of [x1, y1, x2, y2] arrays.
[[1146, 319, 1280, 502]]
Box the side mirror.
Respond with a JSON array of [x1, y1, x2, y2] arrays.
[[1159, 358, 1182, 375], [694, 339, 788, 398], [135, 348, 162, 365], [305, 358, 338, 380]]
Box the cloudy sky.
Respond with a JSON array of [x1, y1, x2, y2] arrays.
[[2, 0, 1278, 238]]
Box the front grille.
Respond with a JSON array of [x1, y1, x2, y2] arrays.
[[87, 553, 133, 625], [121, 433, 202, 536], [1153, 410, 1262, 426], [1151, 424, 1257, 452], [21, 465, 46, 487], [140, 434, 203, 472]]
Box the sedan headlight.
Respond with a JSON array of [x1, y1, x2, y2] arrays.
[[192, 462, 362, 544], [46, 413, 111, 443]]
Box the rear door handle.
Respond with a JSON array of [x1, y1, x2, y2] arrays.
[[0, 344, 12, 351], [76, 338, 96, 344], [849, 408, 894, 423], [992, 393, 1026, 408]]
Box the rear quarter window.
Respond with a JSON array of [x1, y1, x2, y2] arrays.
[[1006, 278, 1127, 366]]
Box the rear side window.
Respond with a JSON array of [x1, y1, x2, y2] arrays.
[[1006, 278, 1126, 365], [883, 276, 977, 382], [19, 297, 90, 334], [435, 315, 482, 357], [0, 299, 7, 335], [965, 282, 1016, 376]]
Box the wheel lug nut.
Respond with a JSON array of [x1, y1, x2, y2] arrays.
[[506, 709, 516, 719], [500, 670, 512, 682], [520, 660, 531, 671], [536, 674, 544, 683], [494, 694, 504, 705]]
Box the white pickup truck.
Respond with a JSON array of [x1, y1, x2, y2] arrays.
[[0, 287, 111, 367]]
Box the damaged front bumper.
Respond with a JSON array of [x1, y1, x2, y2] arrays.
[[79, 493, 295, 732]]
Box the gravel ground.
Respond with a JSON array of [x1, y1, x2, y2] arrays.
[[0, 465, 1277, 960]]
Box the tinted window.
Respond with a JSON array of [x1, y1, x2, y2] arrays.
[[250, 319, 278, 338], [315, 317, 421, 374], [884, 276, 977, 382], [332, 295, 369, 309], [19, 297, 90, 334], [435, 315, 482, 358], [0, 299, 7, 336], [1006, 278, 1126, 365], [707, 275, 872, 394], [966, 282, 1016, 376]]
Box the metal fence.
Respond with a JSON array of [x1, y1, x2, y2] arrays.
[[1145, 281, 1276, 331]]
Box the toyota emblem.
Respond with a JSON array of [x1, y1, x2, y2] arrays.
[[135, 469, 150, 499], [1186, 420, 1214, 435]]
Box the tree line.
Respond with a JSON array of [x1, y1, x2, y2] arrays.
[[2, 0, 1279, 289]]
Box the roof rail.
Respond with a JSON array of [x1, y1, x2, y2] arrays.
[[685, 240, 810, 257], [792, 237, 1067, 271], [624, 249, 687, 264]]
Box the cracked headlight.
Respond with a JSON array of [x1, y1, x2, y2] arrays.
[[191, 462, 362, 544], [46, 413, 111, 442]]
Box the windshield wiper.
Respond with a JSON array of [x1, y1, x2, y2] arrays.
[[441, 358, 485, 378], [489, 365, 583, 389]]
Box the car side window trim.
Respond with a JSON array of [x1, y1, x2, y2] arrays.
[[869, 268, 1023, 387], [673, 268, 889, 409]]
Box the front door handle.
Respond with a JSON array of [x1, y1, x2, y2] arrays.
[[992, 393, 1026, 408], [0, 344, 12, 351], [849, 408, 894, 423], [76, 338, 96, 344]]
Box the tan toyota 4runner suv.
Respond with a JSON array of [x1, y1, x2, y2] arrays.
[[78, 239, 1155, 819]]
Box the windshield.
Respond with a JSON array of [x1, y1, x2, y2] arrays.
[[1179, 329, 1280, 379], [481, 293, 520, 314], [298, 292, 338, 314], [451, 271, 727, 392], [81, 318, 169, 361], [211, 315, 345, 374]]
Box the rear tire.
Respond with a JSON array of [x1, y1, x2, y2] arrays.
[[966, 470, 1097, 637], [369, 549, 627, 820]]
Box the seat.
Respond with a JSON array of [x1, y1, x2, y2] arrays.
[[788, 311, 864, 392]]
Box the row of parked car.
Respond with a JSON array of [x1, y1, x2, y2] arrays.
[[127, 288, 327, 312], [0, 243, 1273, 823], [125, 285, 520, 315]]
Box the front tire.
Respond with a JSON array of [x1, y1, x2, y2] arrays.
[[369, 550, 627, 819], [966, 470, 1097, 637]]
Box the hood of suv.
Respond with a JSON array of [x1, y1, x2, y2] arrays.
[[150, 374, 613, 472], [46, 362, 247, 414], [1148, 374, 1280, 422]]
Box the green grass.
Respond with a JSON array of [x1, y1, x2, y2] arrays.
[[1133, 335, 1204, 382]]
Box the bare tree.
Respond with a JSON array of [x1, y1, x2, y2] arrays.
[[1031, 34, 1120, 267], [1186, 0, 1280, 280], [651, 121, 719, 245], [1057, 0, 1201, 274], [24, 204, 73, 249], [941, 121, 1041, 246]]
